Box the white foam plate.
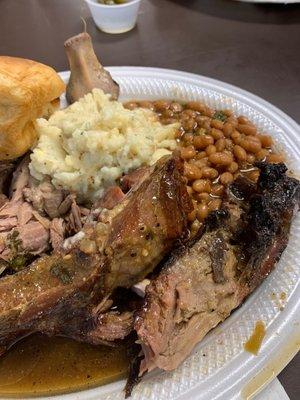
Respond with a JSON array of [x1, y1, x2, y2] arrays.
[[234, 0, 299, 3], [13, 68, 300, 400]]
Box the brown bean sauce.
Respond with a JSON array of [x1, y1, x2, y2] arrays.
[[0, 334, 129, 397], [244, 320, 266, 356]]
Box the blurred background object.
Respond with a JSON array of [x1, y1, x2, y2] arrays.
[[234, 0, 299, 3], [85, 0, 141, 33], [1, 0, 298, 122]]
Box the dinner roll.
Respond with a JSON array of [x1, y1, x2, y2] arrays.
[[0, 56, 65, 160]]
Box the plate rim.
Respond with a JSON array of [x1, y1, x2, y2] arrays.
[[61, 66, 299, 130]]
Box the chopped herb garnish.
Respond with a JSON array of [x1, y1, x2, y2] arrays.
[[213, 111, 227, 122], [7, 230, 22, 252], [194, 128, 207, 136], [9, 254, 27, 270], [6, 230, 31, 272], [50, 263, 73, 285], [98, 0, 126, 4]]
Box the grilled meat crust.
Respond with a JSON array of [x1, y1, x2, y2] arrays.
[[0, 155, 191, 355], [102, 155, 192, 291], [237, 163, 300, 295], [0, 250, 102, 355], [134, 163, 300, 378]]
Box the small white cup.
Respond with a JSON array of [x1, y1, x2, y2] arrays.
[[85, 0, 142, 34]]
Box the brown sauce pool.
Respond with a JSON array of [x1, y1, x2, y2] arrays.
[[0, 334, 129, 397], [244, 320, 266, 356]]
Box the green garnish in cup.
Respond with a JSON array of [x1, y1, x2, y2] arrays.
[[97, 0, 127, 4]]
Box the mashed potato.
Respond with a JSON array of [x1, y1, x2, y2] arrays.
[[30, 89, 179, 202]]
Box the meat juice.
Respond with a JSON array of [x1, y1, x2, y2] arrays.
[[0, 334, 129, 396]]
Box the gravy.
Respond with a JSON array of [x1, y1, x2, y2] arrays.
[[244, 321, 266, 356], [0, 334, 129, 397]]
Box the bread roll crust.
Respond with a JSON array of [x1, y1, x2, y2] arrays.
[[0, 56, 65, 160]]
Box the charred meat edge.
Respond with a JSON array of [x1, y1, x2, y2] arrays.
[[131, 163, 299, 389]]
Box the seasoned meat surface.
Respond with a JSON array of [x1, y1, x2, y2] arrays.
[[0, 155, 191, 355], [50, 218, 65, 251], [0, 250, 103, 355], [135, 211, 239, 372], [120, 167, 150, 192], [66, 310, 134, 346], [94, 186, 125, 211], [134, 163, 300, 376], [102, 156, 192, 291]]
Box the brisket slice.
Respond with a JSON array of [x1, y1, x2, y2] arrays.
[[134, 163, 300, 376], [0, 155, 191, 354]]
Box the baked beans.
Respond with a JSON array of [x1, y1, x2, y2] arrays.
[[124, 99, 285, 229]]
